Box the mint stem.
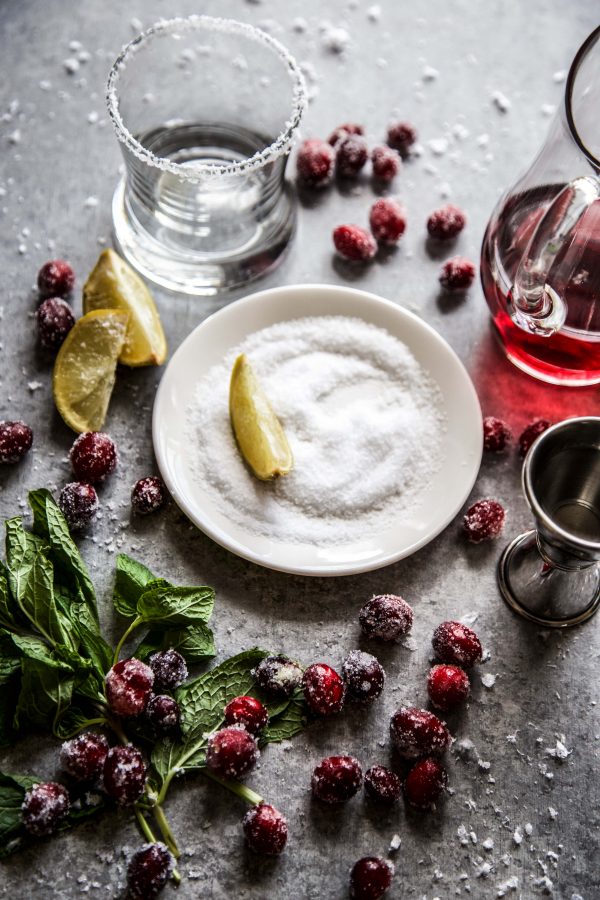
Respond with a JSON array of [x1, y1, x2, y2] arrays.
[[113, 615, 143, 665], [134, 804, 157, 843], [153, 804, 181, 859], [203, 770, 263, 806]]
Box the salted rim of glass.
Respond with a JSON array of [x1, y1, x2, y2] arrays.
[[566, 24, 600, 170], [106, 15, 307, 179]]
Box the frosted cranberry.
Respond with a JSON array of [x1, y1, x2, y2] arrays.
[[60, 731, 109, 782], [37, 259, 75, 297], [403, 757, 448, 808], [243, 803, 288, 855], [364, 766, 402, 804], [371, 146, 401, 182], [431, 621, 483, 667], [427, 204, 466, 240], [0, 421, 33, 464], [328, 123, 364, 146], [333, 225, 377, 261], [359, 594, 413, 641], [131, 476, 165, 515], [369, 198, 406, 245], [103, 745, 146, 805], [303, 662, 345, 715], [463, 498, 505, 543], [37, 297, 75, 350], [311, 755, 362, 803], [127, 843, 174, 900], [342, 651, 385, 703], [59, 482, 99, 530], [336, 134, 368, 178], [350, 857, 394, 900], [105, 658, 154, 717], [386, 121, 417, 155], [253, 655, 303, 698], [224, 696, 269, 734], [519, 419, 551, 457], [427, 664, 470, 711], [296, 139, 335, 188], [439, 256, 476, 291], [70, 432, 117, 483], [148, 649, 188, 691], [483, 416, 512, 452], [21, 782, 70, 836], [145, 694, 180, 734], [390, 707, 452, 759], [206, 725, 259, 779]]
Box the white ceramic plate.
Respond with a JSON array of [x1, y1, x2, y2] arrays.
[[153, 284, 482, 576]]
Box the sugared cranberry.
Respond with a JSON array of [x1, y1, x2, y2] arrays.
[[403, 757, 448, 808], [37, 259, 75, 297], [427, 664, 470, 711], [145, 694, 180, 734], [37, 297, 75, 350], [127, 843, 174, 900], [311, 755, 362, 804], [386, 121, 418, 155], [69, 431, 117, 483], [519, 419, 551, 457], [350, 857, 394, 900], [103, 745, 146, 806], [328, 123, 364, 146], [364, 765, 402, 804], [390, 707, 452, 759], [369, 199, 406, 245], [148, 649, 188, 691], [206, 725, 259, 779], [224, 696, 269, 734], [431, 621, 483, 668], [483, 416, 512, 452], [60, 731, 109, 783], [336, 134, 369, 178], [439, 256, 476, 291], [253, 655, 303, 698], [303, 662, 345, 715], [105, 658, 154, 717], [359, 594, 413, 641], [0, 421, 33, 464], [342, 651, 385, 703], [131, 476, 165, 515], [59, 482, 99, 530], [333, 225, 377, 261], [296, 139, 335, 188], [427, 204, 466, 240], [21, 782, 70, 836], [243, 803, 288, 855], [371, 146, 401, 182], [463, 498, 506, 543]]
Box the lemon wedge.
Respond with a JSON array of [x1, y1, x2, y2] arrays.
[[53, 309, 129, 433], [229, 354, 293, 481], [83, 249, 167, 367]]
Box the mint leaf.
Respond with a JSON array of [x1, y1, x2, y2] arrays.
[[260, 691, 308, 745], [15, 656, 74, 734], [135, 622, 215, 664], [137, 585, 215, 626], [0, 562, 19, 629], [10, 633, 53, 661], [113, 554, 157, 617], [0, 631, 22, 684], [0, 632, 21, 747]]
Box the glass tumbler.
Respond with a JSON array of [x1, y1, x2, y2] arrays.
[[107, 16, 306, 295]]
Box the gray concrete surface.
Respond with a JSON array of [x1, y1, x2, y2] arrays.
[[1, 0, 599, 897]]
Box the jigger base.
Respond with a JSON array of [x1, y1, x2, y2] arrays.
[[498, 530, 600, 628]]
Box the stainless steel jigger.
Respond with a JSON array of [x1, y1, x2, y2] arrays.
[[498, 417, 600, 628]]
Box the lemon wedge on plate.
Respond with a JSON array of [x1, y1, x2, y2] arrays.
[[83, 248, 167, 367], [53, 308, 129, 433]]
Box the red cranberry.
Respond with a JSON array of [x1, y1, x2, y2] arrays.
[[519, 419, 551, 457], [37, 259, 75, 297], [127, 843, 174, 900], [328, 123, 364, 146], [342, 651, 385, 703], [371, 146, 401, 182], [206, 725, 259, 779], [359, 594, 413, 641], [427, 204, 466, 240], [333, 225, 377, 261], [69, 431, 117, 483], [463, 498, 506, 543], [336, 134, 369, 178], [363, 765, 402, 804], [131, 476, 165, 515], [242, 803, 288, 855], [296, 139, 335, 188], [103, 745, 146, 805], [59, 482, 99, 530], [21, 782, 70, 836], [145, 694, 180, 734], [37, 297, 75, 351], [105, 658, 154, 717], [483, 416, 512, 452], [439, 256, 476, 291], [427, 664, 470, 711], [311, 755, 362, 804], [303, 662, 345, 715], [386, 121, 418, 155], [148, 649, 188, 691], [431, 621, 483, 668], [0, 421, 33, 464], [390, 707, 452, 759], [253, 655, 303, 698], [60, 731, 109, 783], [350, 857, 394, 900], [403, 757, 448, 808], [224, 696, 269, 734], [369, 199, 406, 245]]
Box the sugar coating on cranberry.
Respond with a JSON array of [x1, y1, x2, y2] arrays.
[[224, 696, 269, 734], [148, 649, 188, 691], [253, 655, 303, 698], [206, 725, 259, 779], [369, 198, 406, 245], [328, 123, 364, 146], [427, 204, 466, 240], [364, 765, 402, 804], [439, 256, 476, 291], [59, 482, 99, 530], [371, 146, 401, 182], [37, 297, 75, 351], [303, 662, 345, 715], [427, 664, 470, 711], [296, 139, 335, 188], [359, 594, 413, 642], [0, 421, 33, 464], [403, 757, 448, 808], [105, 658, 154, 717], [37, 259, 75, 297], [70, 432, 117, 483], [145, 694, 181, 734], [431, 621, 483, 668], [21, 782, 70, 836], [386, 121, 418, 155], [342, 651, 385, 703], [131, 476, 166, 515], [390, 706, 452, 759], [333, 225, 377, 261], [463, 498, 506, 543], [483, 416, 512, 452], [311, 755, 363, 804], [243, 803, 288, 855], [350, 857, 394, 900], [336, 134, 369, 178], [103, 745, 146, 806], [519, 419, 551, 457], [127, 842, 174, 900], [60, 731, 109, 783]]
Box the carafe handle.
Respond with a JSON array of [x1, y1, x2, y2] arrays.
[[510, 175, 600, 337]]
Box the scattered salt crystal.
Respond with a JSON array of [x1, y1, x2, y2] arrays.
[[69, 40, 82, 51], [482, 838, 494, 851], [491, 90, 511, 112], [18, 243, 27, 255], [470, 831, 477, 844], [439, 182, 451, 198], [477, 862, 492, 877], [476, 133, 490, 148], [452, 123, 470, 140], [401, 635, 418, 652], [292, 17, 308, 33], [478, 759, 491, 771], [545, 737, 571, 760], [87, 111, 99, 124], [541, 103, 556, 117], [8, 129, 21, 145], [423, 65, 439, 81], [506, 733, 518, 743], [39, 80, 52, 90], [77, 50, 92, 64], [28, 381, 43, 392], [299, 61, 320, 101], [457, 824, 469, 845], [130, 17, 143, 31], [367, 4, 381, 21], [546, 851, 559, 865], [428, 138, 448, 156], [534, 875, 553, 892], [63, 57, 80, 74], [376, 57, 388, 68], [84, 196, 99, 208], [389, 833, 401, 852], [548, 807, 558, 820], [525, 823, 533, 836], [497, 875, 519, 896], [513, 827, 523, 845], [482, 673, 496, 689], [553, 70, 567, 83], [321, 24, 351, 53]]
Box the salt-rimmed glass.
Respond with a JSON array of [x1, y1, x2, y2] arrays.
[[107, 16, 306, 295]]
